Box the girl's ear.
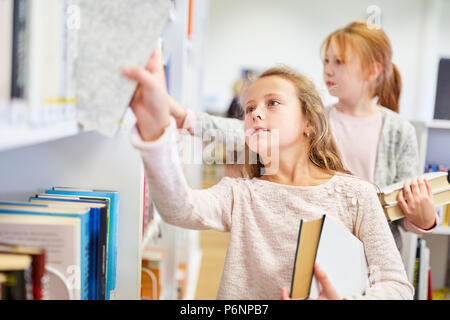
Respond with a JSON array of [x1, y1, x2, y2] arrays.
[[367, 61, 383, 83], [304, 121, 314, 137]]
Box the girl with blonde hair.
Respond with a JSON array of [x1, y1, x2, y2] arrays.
[[122, 51, 413, 299], [169, 21, 439, 251]]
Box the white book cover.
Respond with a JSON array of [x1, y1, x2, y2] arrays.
[[309, 216, 370, 299], [0, 0, 13, 103], [0, 214, 82, 300], [27, 0, 66, 124], [75, 0, 171, 136], [418, 240, 429, 300]]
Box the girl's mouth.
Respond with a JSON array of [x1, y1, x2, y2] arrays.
[[326, 81, 337, 88], [251, 128, 270, 136]]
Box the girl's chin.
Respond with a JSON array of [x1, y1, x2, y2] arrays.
[[327, 88, 339, 96]]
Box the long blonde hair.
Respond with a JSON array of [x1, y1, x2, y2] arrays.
[[321, 21, 402, 113], [237, 66, 351, 179]]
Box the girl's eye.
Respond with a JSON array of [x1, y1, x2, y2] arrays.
[[268, 100, 280, 107], [246, 106, 255, 113], [324, 58, 329, 64], [336, 59, 343, 65]]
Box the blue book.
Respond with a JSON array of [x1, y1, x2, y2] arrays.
[[44, 187, 119, 300], [29, 196, 108, 300], [0, 201, 91, 300]]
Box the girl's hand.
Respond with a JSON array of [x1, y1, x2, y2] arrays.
[[168, 95, 188, 129], [122, 47, 170, 141], [398, 178, 436, 230], [125, 44, 187, 130], [313, 264, 341, 300], [281, 264, 341, 300]]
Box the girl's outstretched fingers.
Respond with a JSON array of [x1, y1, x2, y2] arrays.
[[314, 263, 341, 300], [281, 287, 291, 300], [122, 66, 156, 89]]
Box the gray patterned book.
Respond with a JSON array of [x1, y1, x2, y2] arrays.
[[75, 0, 171, 136]]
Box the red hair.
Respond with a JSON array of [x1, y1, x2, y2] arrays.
[[321, 21, 401, 113]]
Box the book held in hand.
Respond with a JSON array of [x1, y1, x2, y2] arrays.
[[75, 0, 171, 136], [378, 171, 450, 206], [377, 172, 450, 222], [290, 215, 369, 299]]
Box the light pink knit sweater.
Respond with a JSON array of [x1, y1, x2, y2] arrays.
[[130, 118, 414, 300]]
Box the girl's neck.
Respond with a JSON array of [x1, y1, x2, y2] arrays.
[[335, 95, 379, 117], [260, 146, 333, 186]]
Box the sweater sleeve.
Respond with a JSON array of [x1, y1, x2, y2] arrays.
[[184, 109, 244, 141], [395, 121, 419, 182], [348, 181, 414, 300], [130, 117, 233, 232]]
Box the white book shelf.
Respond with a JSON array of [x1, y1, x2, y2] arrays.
[[0, 0, 208, 300], [0, 118, 79, 152]]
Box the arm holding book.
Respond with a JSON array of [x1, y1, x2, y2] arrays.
[[398, 177, 438, 231], [122, 52, 233, 232], [394, 127, 439, 232]]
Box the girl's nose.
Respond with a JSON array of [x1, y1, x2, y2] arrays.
[[252, 107, 264, 121], [324, 63, 334, 77]]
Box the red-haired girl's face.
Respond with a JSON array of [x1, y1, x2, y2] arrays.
[[323, 44, 366, 102]]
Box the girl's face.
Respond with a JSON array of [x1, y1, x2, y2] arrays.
[[323, 44, 365, 101], [243, 76, 310, 159]]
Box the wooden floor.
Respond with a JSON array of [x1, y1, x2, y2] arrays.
[[194, 229, 230, 299]]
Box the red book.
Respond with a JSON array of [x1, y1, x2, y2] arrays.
[[0, 243, 46, 300], [428, 268, 433, 300]]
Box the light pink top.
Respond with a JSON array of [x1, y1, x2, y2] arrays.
[[182, 108, 439, 235], [130, 118, 414, 300], [328, 106, 383, 182], [327, 106, 439, 233]]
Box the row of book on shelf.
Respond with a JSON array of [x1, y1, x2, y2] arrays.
[[403, 233, 449, 300], [0, 187, 119, 300], [141, 247, 190, 300], [0, 0, 78, 126], [0, 0, 170, 136]]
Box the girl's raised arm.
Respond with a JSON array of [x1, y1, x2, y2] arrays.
[[123, 48, 234, 232], [130, 117, 234, 232]]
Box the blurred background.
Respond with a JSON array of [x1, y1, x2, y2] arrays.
[[201, 0, 449, 123], [195, 0, 450, 300]]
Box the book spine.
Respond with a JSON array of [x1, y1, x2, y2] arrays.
[[31, 253, 46, 300], [3, 270, 27, 300], [67, 0, 78, 118], [99, 207, 108, 300], [87, 208, 97, 300], [0, 0, 13, 103], [10, 0, 28, 100], [106, 195, 119, 300], [413, 239, 421, 300], [442, 204, 449, 227], [60, 0, 78, 119], [80, 214, 90, 300]]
